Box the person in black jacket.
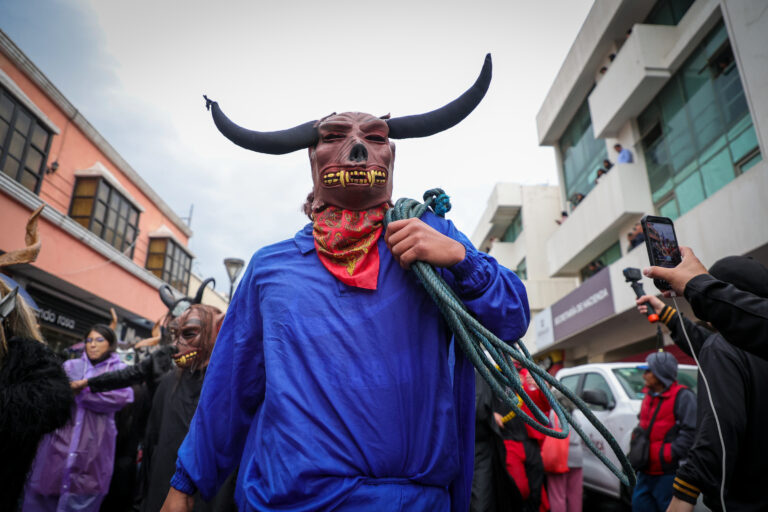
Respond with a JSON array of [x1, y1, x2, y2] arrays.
[[0, 206, 73, 512], [637, 256, 768, 511], [644, 248, 768, 361], [471, 370, 523, 512], [0, 281, 73, 512]]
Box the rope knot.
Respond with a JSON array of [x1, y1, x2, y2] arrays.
[[422, 188, 451, 217]]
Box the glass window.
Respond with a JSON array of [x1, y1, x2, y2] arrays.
[[515, 258, 527, 280], [639, 21, 762, 220], [559, 374, 581, 394], [582, 372, 614, 410], [502, 213, 523, 243], [145, 237, 192, 294], [69, 177, 140, 256], [0, 85, 52, 193], [613, 367, 698, 398], [612, 368, 647, 400], [644, 0, 694, 25], [559, 100, 607, 200], [580, 240, 621, 280], [677, 368, 698, 393]]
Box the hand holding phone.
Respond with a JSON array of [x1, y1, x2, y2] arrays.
[[643, 246, 708, 296], [640, 215, 682, 292]]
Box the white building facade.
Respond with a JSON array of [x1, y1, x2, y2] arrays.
[[485, 0, 768, 365], [471, 184, 578, 354]]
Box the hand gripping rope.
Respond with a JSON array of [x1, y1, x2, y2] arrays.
[[384, 189, 636, 488]]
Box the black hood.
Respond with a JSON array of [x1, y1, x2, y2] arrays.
[[709, 256, 768, 299]]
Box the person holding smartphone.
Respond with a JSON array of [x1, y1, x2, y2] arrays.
[[643, 249, 768, 362], [636, 256, 768, 512]]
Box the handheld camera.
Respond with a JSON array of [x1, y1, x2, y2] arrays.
[[623, 267, 658, 323]]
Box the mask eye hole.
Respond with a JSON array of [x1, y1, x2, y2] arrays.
[[322, 133, 345, 143], [365, 134, 386, 143]]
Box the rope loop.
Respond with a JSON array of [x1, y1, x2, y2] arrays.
[[386, 189, 636, 488], [422, 188, 452, 217]]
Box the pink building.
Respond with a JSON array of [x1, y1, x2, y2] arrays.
[[0, 30, 194, 350]]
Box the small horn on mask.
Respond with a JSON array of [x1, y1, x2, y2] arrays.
[[158, 284, 177, 310], [0, 205, 44, 268], [204, 95, 318, 155], [193, 277, 215, 304], [386, 54, 492, 139]]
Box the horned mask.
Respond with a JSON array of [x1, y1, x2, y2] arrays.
[[204, 55, 492, 211]]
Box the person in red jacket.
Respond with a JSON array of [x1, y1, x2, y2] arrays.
[[631, 351, 696, 512]]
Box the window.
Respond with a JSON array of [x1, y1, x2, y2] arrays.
[[644, 0, 694, 26], [502, 213, 523, 243], [559, 99, 608, 200], [612, 368, 647, 400], [639, 21, 761, 219], [0, 85, 52, 193], [515, 258, 528, 280], [559, 374, 581, 394], [613, 367, 698, 399], [580, 240, 621, 280], [145, 237, 192, 294], [69, 177, 140, 256], [582, 372, 615, 410]]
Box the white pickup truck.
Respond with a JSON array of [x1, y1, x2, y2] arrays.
[[555, 362, 708, 509]]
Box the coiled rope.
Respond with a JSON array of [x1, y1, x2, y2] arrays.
[[384, 189, 636, 488]]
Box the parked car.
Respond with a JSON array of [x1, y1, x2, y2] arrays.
[[555, 362, 708, 509]]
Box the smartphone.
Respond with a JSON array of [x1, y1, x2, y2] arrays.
[[640, 215, 682, 292]]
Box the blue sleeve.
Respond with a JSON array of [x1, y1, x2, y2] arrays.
[[424, 212, 530, 342], [172, 254, 266, 499]]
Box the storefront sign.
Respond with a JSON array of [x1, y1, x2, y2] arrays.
[[38, 308, 77, 331], [28, 287, 109, 338], [551, 268, 614, 342]]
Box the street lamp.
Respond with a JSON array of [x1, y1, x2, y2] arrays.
[[223, 257, 245, 301]]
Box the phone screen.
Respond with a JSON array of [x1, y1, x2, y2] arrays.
[[644, 219, 681, 268]]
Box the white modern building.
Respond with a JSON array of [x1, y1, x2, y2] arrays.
[[481, 0, 768, 366], [471, 184, 578, 352]]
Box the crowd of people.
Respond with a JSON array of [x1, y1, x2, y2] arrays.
[[4, 49, 768, 512]]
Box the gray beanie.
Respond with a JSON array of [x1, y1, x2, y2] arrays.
[[644, 351, 678, 388]]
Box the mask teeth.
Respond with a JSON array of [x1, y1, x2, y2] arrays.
[[175, 350, 198, 366], [323, 169, 386, 187]]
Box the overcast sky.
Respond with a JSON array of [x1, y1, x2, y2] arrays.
[[1, 0, 592, 296]]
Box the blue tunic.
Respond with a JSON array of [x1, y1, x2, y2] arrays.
[[171, 212, 529, 511]]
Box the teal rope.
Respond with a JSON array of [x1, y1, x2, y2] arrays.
[[384, 188, 636, 488]]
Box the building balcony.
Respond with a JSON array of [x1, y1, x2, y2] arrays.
[[545, 162, 653, 277], [470, 183, 522, 250], [589, 0, 721, 138]]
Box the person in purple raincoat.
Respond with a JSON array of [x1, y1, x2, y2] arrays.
[[23, 324, 134, 512]]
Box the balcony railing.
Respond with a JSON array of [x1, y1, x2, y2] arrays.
[[546, 162, 653, 277]]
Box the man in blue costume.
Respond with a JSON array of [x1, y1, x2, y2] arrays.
[[161, 55, 530, 512]]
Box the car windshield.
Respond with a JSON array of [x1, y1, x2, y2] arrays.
[[612, 367, 698, 399]]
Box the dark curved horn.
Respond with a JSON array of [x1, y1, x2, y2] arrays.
[[204, 95, 318, 155], [193, 278, 216, 304], [386, 54, 492, 139], [158, 285, 176, 310]]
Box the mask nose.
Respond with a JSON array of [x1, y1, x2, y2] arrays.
[[349, 143, 368, 163]]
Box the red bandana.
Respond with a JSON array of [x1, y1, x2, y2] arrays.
[[313, 205, 388, 290]]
